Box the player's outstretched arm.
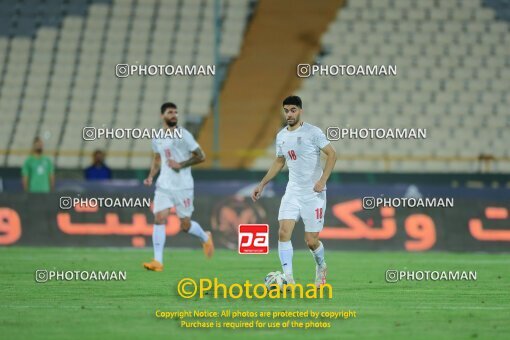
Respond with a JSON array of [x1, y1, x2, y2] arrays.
[[144, 153, 161, 186], [314, 144, 336, 192], [251, 156, 285, 201]]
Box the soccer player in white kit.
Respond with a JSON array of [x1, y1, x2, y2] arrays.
[[143, 102, 214, 272], [252, 96, 336, 287]]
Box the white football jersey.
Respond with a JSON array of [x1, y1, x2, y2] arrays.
[[276, 122, 330, 195], [152, 127, 199, 191]]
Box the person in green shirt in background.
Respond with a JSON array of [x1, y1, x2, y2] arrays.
[[22, 137, 55, 193]]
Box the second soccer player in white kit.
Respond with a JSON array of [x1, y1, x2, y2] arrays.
[[252, 96, 336, 287], [143, 102, 214, 272]]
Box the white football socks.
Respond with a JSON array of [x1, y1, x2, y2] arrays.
[[152, 224, 166, 263], [310, 241, 325, 267], [187, 220, 209, 243], [278, 240, 294, 277]]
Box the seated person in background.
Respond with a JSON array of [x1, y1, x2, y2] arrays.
[[84, 149, 112, 180]]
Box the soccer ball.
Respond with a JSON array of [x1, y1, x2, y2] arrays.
[[264, 271, 288, 291]]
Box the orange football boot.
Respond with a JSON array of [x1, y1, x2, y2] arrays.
[[203, 231, 215, 259], [143, 259, 164, 272]]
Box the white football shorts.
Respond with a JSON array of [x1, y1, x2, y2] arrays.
[[278, 190, 327, 232], [153, 188, 194, 218]]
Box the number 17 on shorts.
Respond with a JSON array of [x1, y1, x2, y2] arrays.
[[238, 224, 269, 254]]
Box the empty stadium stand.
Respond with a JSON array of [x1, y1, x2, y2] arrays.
[[253, 0, 510, 173], [0, 0, 252, 168], [0, 0, 508, 173]]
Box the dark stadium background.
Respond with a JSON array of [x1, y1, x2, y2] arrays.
[[0, 0, 509, 339]]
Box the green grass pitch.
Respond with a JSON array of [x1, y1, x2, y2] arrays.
[[1, 247, 509, 339]]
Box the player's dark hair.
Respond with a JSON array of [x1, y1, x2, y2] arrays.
[[282, 96, 302, 108], [160, 102, 177, 114]]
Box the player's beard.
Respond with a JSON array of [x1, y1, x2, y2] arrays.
[[165, 118, 178, 127]]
